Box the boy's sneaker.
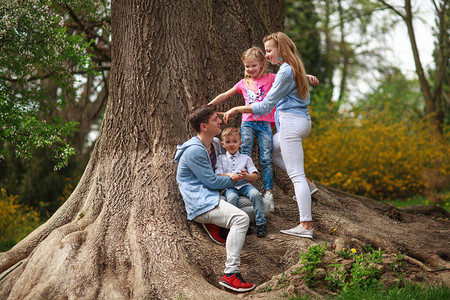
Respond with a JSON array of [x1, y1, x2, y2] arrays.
[[256, 224, 267, 237], [263, 191, 274, 213], [247, 225, 254, 235], [280, 224, 314, 239], [219, 273, 255, 292], [201, 223, 226, 245]]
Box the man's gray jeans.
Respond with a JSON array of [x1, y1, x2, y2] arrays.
[[194, 199, 250, 274]]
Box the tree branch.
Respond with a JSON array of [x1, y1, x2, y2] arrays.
[[0, 67, 111, 83], [60, 2, 111, 62], [377, 0, 406, 20]]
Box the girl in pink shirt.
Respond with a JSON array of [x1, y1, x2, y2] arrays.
[[209, 47, 277, 213]]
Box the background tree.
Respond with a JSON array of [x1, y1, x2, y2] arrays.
[[0, 0, 89, 168], [284, 0, 337, 119], [355, 67, 424, 121], [0, 0, 111, 216], [377, 0, 449, 133], [288, 0, 397, 119], [52, 0, 111, 161]]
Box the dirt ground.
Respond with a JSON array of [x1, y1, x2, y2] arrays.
[[193, 182, 450, 298]]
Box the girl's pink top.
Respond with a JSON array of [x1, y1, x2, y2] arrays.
[[234, 73, 276, 122]]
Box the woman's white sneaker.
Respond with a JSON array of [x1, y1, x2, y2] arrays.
[[280, 224, 313, 238]]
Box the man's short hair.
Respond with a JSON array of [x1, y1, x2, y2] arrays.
[[188, 104, 216, 133], [221, 127, 241, 139]]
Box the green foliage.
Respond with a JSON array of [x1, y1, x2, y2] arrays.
[[277, 272, 291, 289], [327, 247, 385, 292], [386, 191, 450, 213], [325, 260, 348, 292], [361, 244, 375, 254], [285, 0, 323, 80], [289, 283, 450, 299], [295, 242, 328, 288], [348, 249, 384, 291], [0, 145, 83, 218], [1, 0, 108, 228], [0, 0, 94, 168], [392, 252, 405, 278], [295, 243, 407, 295], [0, 188, 41, 251], [355, 68, 424, 122], [335, 247, 354, 259], [305, 107, 449, 200], [285, 0, 337, 117]]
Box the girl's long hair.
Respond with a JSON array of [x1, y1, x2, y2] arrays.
[[241, 47, 268, 89], [263, 32, 309, 100]]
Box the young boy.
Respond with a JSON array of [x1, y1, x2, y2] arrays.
[[215, 127, 267, 237]]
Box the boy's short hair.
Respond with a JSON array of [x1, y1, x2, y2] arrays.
[[221, 127, 241, 139], [188, 104, 215, 133]]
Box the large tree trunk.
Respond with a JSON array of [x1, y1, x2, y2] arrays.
[[1, 1, 448, 299], [0, 0, 284, 298]]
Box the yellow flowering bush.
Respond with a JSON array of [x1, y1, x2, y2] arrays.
[[0, 188, 40, 251], [305, 112, 449, 200]]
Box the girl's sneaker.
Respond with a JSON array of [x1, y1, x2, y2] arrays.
[[309, 182, 319, 196], [263, 191, 274, 213]]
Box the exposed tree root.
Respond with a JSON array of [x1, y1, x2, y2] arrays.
[[1, 165, 448, 299]]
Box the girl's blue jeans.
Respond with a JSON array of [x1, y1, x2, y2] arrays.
[[240, 121, 274, 191], [224, 185, 266, 226]]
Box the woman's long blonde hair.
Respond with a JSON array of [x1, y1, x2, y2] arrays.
[[241, 47, 268, 89], [263, 32, 309, 100]]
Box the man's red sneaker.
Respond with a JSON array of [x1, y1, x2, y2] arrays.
[[219, 273, 255, 292], [201, 223, 226, 245]]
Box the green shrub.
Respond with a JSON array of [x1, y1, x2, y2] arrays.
[[348, 250, 384, 291], [0, 188, 40, 251], [305, 111, 449, 200], [295, 243, 327, 288]]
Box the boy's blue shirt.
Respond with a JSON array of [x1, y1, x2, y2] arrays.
[[252, 63, 310, 129], [174, 136, 236, 220]]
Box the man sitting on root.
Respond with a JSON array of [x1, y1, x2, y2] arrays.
[[174, 104, 256, 292]]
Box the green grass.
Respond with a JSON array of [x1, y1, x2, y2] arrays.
[[385, 191, 450, 213], [290, 283, 450, 300], [331, 283, 450, 300]]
